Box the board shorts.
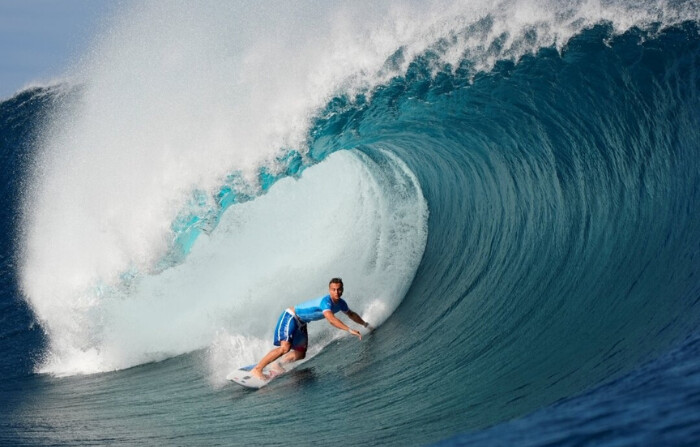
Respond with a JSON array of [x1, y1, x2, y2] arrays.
[[273, 309, 308, 353]]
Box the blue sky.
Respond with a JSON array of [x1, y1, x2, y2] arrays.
[[0, 0, 113, 99]]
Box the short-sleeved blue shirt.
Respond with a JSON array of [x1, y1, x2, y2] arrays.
[[294, 294, 349, 323]]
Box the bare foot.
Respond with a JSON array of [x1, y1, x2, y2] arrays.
[[250, 367, 268, 381], [269, 362, 286, 376]]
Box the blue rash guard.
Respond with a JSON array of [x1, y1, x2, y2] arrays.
[[272, 294, 350, 352], [294, 294, 349, 324]]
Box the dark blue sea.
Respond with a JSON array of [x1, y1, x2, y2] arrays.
[[1, 2, 699, 445]]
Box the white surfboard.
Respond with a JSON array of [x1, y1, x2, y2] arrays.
[[227, 364, 284, 389]]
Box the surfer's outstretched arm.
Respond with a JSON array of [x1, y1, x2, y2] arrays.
[[323, 310, 362, 340], [345, 309, 371, 330]]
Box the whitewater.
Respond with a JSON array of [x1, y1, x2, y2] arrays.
[[2, 0, 699, 445]]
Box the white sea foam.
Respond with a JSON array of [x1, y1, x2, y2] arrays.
[[19, 0, 695, 375], [30, 149, 428, 376]]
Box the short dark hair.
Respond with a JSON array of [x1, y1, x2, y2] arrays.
[[329, 277, 343, 288]]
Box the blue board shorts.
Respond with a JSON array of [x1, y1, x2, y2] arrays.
[[273, 310, 308, 353]]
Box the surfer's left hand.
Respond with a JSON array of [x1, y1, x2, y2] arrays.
[[349, 328, 362, 340]]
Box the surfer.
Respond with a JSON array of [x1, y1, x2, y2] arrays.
[[250, 277, 371, 380]]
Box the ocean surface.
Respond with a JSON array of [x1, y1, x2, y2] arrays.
[[1, 1, 699, 445]]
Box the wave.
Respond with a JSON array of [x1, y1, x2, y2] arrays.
[[10, 1, 700, 441]]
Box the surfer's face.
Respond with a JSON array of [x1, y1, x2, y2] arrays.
[[329, 283, 343, 301]]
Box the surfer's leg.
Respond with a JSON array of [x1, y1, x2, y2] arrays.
[[270, 349, 304, 374], [252, 312, 297, 379], [280, 324, 307, 364], [281, 349, 305, 363], [252, 341, 291, 379]]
